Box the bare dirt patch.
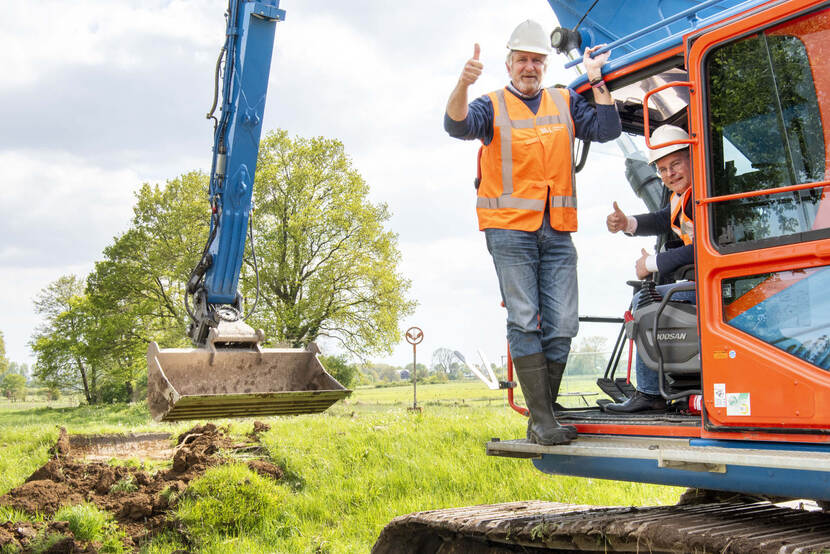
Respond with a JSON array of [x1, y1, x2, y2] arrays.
[[69, 433, 175, 462], [0, 422, 282, 552]]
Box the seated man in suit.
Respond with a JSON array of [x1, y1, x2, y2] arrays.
[[604, 124, 695, 413]]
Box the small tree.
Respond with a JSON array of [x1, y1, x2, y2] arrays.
[[7, 362, 30, 381], [431, 348, 456, 375], [1, 373, 26, 402], [30, 276, 101, 403], [0, 331, 9, 377], [377, 366, 401, 382], [568, 336, 611, 376], [319, 354, 358, 389]]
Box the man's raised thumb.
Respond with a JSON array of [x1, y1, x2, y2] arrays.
[[473, 43, 480, 60], [641, 248, 649, 256], [613, 201, 623, 213]]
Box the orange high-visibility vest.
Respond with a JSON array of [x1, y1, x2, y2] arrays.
[[476, 87, 576, 232], [670, 188, 694, 245]]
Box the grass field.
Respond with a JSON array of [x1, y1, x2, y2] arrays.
[[0, 380, 683, 553]]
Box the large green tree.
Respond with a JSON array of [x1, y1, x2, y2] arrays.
[[79, 171, 210, 401], [90, 134, 414, 357], [243, 130, 414, 355], [30, 130, 413, 402]]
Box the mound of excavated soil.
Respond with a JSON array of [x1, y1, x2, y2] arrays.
[[0, 422, 282, 552]]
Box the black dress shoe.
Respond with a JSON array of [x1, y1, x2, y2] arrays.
[[604, 390, 667, 413]]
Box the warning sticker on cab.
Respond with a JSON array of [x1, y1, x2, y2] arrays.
[[726, 392, 751, 416], [713, 383, 726, 407]]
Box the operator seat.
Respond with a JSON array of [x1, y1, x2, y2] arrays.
[[631, 265, 700, 401]]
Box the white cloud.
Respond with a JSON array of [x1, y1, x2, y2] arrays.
[[0, 150, 140, 267], [0, 1, 221, 87], [0, 0, 660, 374]]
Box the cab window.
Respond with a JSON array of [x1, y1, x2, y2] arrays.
[[706, 8, 830, 252], [723, 266, 830, 371]]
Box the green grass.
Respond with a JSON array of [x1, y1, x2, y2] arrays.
[[0, 505, 38, 525], [175, 463, 294, 546], [54, 502, 111, 542], [51, 503, 127, 553], [109, 477, 139, 494], [0, 381, 682, 553], [0, 396, 81, 411], [27, 531, 65, 554], [239, 403, 678, 553]]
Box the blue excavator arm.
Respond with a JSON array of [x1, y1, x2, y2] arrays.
[[147, 0, 350, 423], [185, 0, 285, 346]]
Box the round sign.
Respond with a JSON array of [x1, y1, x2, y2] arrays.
[[405, 326, 423, 345]]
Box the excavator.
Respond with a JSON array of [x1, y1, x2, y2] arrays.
[[373, 0, 830, 551], [145, 0, 830, 549], [145, 0, 349, 421]]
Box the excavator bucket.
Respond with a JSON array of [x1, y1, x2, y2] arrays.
[[147, 341, 351, 422]]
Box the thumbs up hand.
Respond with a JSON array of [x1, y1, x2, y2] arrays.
[[635, 248, 652, 280], [460, 43, 483, 86], [606, 201, 628, 233]]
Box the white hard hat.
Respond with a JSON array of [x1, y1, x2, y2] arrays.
[[647, 124, 690, 164], [507, 20, 552, 56]]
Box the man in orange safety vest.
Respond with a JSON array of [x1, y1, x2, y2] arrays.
[[444, 20, 621, 445]]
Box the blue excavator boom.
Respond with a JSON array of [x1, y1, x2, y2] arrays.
[[146, 0, 350, 422], [188, 0, 283, 345]]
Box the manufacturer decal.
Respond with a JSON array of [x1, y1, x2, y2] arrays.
[[657, 332, 687, 341]]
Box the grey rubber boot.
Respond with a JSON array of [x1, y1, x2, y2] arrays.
[[514, 353, 572, 446], [547, 360, 578, 440]]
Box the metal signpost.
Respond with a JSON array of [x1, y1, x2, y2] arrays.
[[405, 327, 423, 412]]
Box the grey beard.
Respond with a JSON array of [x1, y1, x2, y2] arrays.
[[507, 81, 542, 99]]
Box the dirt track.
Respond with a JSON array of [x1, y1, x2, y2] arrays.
[[0, 422, 282, 552]]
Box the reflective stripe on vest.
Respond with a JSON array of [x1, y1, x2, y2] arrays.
[[476, 87, 577, 232], [670, 188, 694, 245]]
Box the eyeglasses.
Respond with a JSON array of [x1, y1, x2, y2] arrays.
[[657, 159, 685, 178]]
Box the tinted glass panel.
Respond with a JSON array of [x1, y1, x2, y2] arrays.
[[706, 9, 830, 250], [723, 265, 830, 370]]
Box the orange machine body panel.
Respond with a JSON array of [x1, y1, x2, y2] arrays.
[[686, 0, 830, 442]]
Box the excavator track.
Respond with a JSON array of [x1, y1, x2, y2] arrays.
[[372, 500, 830, 553]]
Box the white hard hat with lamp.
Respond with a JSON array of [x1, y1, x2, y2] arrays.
[[647, 124, 690, 164], [507, 20, 552, 56]]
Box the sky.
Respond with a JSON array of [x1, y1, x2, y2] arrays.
[[0, 0, 656, 373]]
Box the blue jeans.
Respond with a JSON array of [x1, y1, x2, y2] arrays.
[[633, 282, 696, 395], [484, 215, 578, 364]]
